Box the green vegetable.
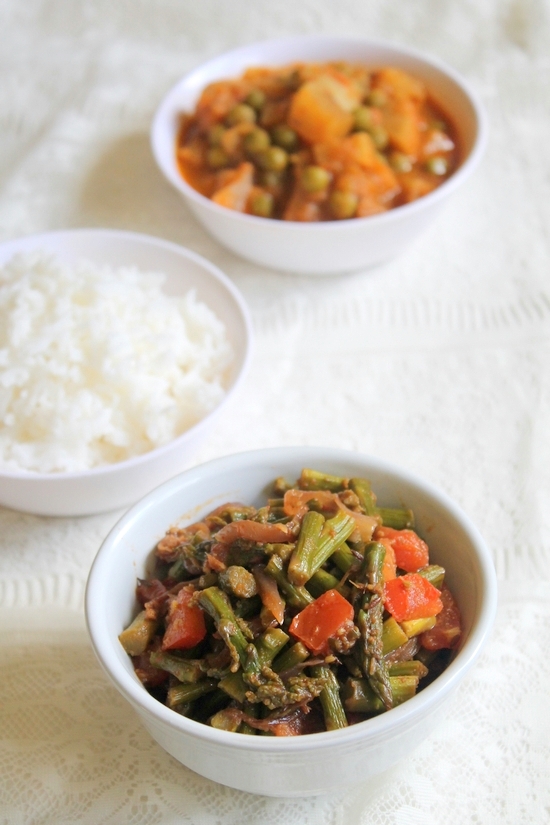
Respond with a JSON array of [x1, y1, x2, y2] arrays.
[[257, 146, 289, 172], [250, 191, 274, 218], [329, 190, 358, 220], [311, 664, 348, 730], [270, 124, 299, 152], [301, 165, 331, 193], [118, 610, 157, 656], [355, 542, 393, 709], [226, 103, 256, 125]]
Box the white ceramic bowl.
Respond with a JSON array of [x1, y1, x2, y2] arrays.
[[85, 446, 497, 797], [151, 35, 487, 275], [0, 229, 252, 517]]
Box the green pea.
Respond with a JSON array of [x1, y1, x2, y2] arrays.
[[389, 152, 413, 173], [329, 190, 359, 220], [250, 191, 274, 218], [425, 156, 448, 175], [226, 103, 256, 126], [353, 106, 377, 133], [260, 170, 285, 189], [243, 127, 271, 155], [257, 145, 289, 172], [245, 89, 266, 112], [368, 89, 387, 108], [370, 125, 389, 150], [270, 124, 299, 152], [207, 146, 230, 169], [301, 165, 331, 193], [207, 123, 226, 146]]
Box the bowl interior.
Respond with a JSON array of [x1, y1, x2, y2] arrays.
[[87, 446, 496, 745]]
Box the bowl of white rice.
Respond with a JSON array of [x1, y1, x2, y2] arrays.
[[0, 229, 252, 516]]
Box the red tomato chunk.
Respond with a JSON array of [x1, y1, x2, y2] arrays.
[[289, 588, 353, 654], [384, 573, 443, 622], [420, 585, 462, 650], [162, 587, 207, 650], [374, 526, 430, 572]]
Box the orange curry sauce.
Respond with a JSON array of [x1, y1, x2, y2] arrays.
[[176, 61, 460, 222]]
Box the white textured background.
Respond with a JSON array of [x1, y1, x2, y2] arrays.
[[0, 1, 549, 822]]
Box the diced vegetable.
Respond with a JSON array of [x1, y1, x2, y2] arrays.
[[420, 585, 462, 650], [384, 573, 443, 623], [162, 587, 207, 651], [120, 468, 462, 736], [374, 526, 429, 572], [289, 588, 354, 654], [176, 60, 459, 221]]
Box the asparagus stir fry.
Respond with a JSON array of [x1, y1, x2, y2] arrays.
[[119, 468, 462, 736]]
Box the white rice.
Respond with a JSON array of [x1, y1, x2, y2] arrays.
[[0, 250, 234, 473]]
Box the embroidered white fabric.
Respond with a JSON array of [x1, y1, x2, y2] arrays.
[[1, 0, 549, 822]]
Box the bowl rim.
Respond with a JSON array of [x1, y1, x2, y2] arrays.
[[0, 227, 253, 481], [85, 445, 498, 752], [151, 33, 488, 231]]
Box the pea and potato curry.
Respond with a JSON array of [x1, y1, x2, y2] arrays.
[[176, 61, 458, 221], [119, 468, 462, 736]]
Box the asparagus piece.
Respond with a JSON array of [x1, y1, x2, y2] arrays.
[[210, 707, 243, 732], [417, 564, 445, 589], [400, 616, 437, 638], [349, 477, 378, 516], [313, 511, 356, 568], [342, 675, 419, 714], [167, 678, 218, 709], [331, 542, 358, 575], [377, 507, 415, 530], [355, 542, 393, 710], [118, 610, 158, 656], [306, 568, 350, 600], [288, 510, 356, 587], [311, 664, 348, 730], [388, 660, 429, 679], [287, 510, 325, 586], [272, 641, 310, 674], [265, 554, 314, 609], [298, 468, 347, 491], [219, 627, 289, 702], [149, 651, 203, 683], [218, 565, 258, 599], [381, 616, 409, 656], [196, 586, 254, 671]]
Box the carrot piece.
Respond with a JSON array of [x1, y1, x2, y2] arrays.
[[289, 588, 354, 654], [162, 587, 207, 650], [383, 574, 443, 623], [374, 526, 429, 572]]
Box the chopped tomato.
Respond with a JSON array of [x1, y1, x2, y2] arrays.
[[374, 526, 429, 572], [384, 573, 443, 623], [289, 589, 354, 654], [162, 587, 207, 650], [420, 585, 462, 650]]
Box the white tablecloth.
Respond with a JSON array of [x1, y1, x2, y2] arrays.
[[1, 1, 549, 822]]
